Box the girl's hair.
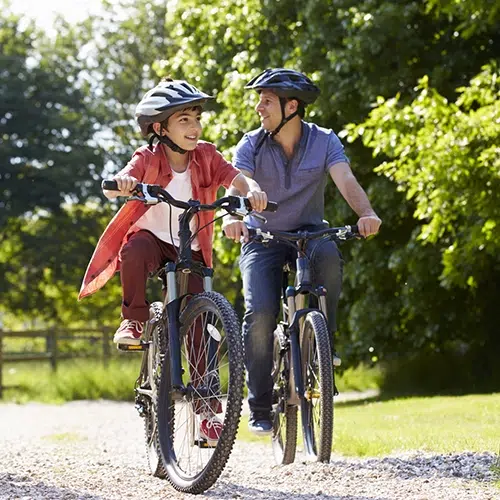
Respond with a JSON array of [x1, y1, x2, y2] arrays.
[[160, 105, 203, 129]]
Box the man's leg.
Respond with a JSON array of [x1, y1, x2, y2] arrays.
[[307, 237, 343, 349], [239, 241, 288, 432]]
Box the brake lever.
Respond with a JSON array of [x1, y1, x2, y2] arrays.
[[127, 185, 159, 205], [336, 225, 361, 240], [250, 211, 268, 224]]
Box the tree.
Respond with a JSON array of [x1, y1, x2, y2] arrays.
[[0, 9, 120, 327], [342, 63, 500, 353]]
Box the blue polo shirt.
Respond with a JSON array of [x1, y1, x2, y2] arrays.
[[234, 121, 349, 231]]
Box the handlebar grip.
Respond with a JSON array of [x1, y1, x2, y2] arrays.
[[350, 224, 359, 234], [265, 201, 278, 212], [102, 180, 119, 191]]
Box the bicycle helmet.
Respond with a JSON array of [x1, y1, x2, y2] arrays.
[[245, 68, 320, 104], [136, 79, 214, 153], [245, 69, 320, 153]]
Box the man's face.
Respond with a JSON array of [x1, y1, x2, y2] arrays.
[[255, 90, 283, 131], [156, 108, 202, 151]]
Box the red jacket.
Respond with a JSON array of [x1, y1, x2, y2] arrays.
[[78, 141, 239, 300]]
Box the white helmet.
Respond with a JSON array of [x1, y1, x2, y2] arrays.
[[135, 79, 214, 136]]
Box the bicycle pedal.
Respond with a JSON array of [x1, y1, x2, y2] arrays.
[[194, 439, 217, 449], [117, 341, 150, 352], [304, 389, 321, 400]]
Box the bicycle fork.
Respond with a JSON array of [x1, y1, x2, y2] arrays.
[[286, 287, 303, 407], [285, 284, 329, 406], [164, 263, 215, 399]]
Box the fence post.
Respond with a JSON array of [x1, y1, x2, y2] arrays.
[[0, 329, 3, 399], [49, 330, 58, 372], [102, 329, 110, 368]]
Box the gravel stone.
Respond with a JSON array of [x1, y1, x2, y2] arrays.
[[0, 400, 498, 499]]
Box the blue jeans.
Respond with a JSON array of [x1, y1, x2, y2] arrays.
[[239, 232, 343, 414]]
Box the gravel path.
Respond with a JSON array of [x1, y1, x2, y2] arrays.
[[0, 400, 497, 500]]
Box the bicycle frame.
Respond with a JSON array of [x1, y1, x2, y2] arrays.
[[252, 225, 359, 407], [281, 245, 329, 407], [133, 204, 215, 405], [154, 203, 216, 398]]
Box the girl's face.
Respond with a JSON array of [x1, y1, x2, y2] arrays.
[[159, 107, 203, 151]]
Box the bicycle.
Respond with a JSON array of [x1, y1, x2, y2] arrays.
[[102, 179, 276, 494], [248, 224, 360, 464]]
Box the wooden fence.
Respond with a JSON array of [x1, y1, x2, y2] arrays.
[[0, 327, 114, 398]]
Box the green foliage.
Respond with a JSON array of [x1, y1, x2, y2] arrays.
[[0, 13, 104, 224], [346, 64, 500, 290], [425, 0, 500, 37], [342, 64, 500, 363]]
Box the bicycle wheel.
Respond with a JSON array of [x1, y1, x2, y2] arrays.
[[271, 325, 298, 465], [141, 301, 167, 478], [156, 291, 244, 494], [300, 310, 334, 463]]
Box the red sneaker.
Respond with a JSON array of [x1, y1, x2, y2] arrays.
[[199, 414, 223, 445], [113, 319, 144, 345]]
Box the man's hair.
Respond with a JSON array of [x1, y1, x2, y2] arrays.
[[287, 97, 306, 118]]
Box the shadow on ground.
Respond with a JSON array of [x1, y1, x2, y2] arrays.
[[206, 483, 391, 500], [0, 472, 103, 500]]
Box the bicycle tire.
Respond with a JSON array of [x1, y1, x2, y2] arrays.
[[300, 311, 334, 463], [271, 325, 298, 465], [142, 301, 167, 478], [156, 291, 244, 494]]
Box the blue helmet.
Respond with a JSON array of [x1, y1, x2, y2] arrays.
[[245, 68, 320, 104]]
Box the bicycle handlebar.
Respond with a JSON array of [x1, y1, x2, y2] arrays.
[[247, 225, 360, 243], [101, 179, 278, 215]]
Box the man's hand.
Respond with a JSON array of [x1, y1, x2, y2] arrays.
[[357, 214, 382, 237], [113, 175, 139, 196], [223, 218, 249, 243], [246, 189, 268, 212]]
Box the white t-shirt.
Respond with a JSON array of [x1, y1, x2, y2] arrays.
[[134, 166, 201, 250]]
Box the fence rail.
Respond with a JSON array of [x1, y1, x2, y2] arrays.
[[0, 328, 113, 398]]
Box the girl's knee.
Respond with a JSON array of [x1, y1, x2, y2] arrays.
[[120, 233, 152, 262]]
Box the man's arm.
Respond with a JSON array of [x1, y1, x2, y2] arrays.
[[329, 162, 381, 237]]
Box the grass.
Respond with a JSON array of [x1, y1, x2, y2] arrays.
[[1, 358, 141, 403], [237, 393, 500, 457], [335, 363, 382, 392], [42, 432, 86, 442], [1, 359, 382, 403]]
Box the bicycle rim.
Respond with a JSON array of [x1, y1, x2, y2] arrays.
[[300, 311, 334, 463], [157, 292, 244, 494]]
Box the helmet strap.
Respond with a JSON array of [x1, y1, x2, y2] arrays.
[[153, 123, 188, 154], [254, 97, 298, 156], [270, 98, 298, 137]]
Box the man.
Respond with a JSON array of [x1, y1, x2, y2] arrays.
[[223, 68, 381, 434]]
